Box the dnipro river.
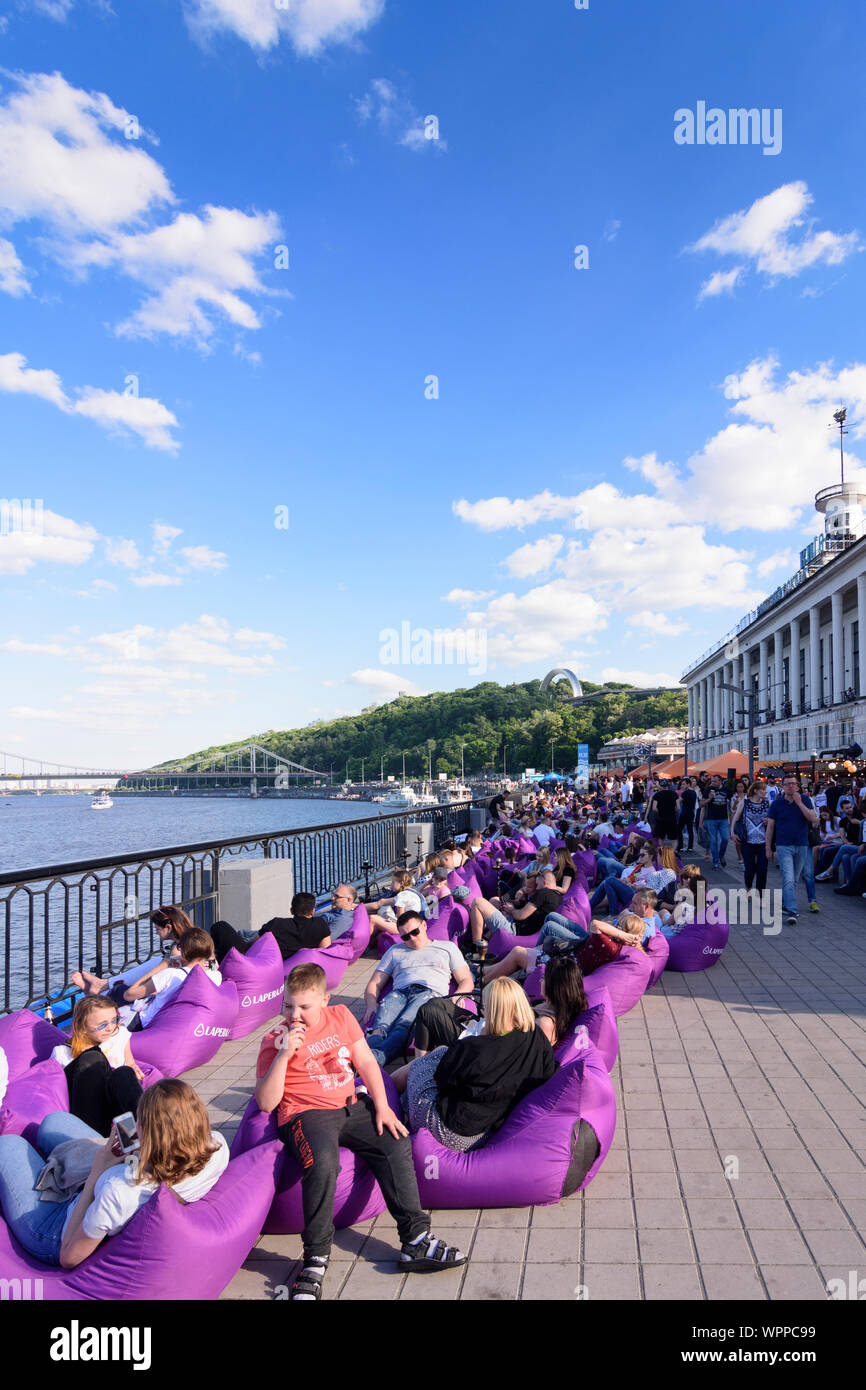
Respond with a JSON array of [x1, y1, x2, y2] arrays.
[[0, 795, 385, 876]]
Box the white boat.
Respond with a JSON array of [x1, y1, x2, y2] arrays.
[[91, 791, 113, 809], [373, 785, 420, 809], [441, 782, 473, 803]]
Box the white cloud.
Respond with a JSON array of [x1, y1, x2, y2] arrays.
[[0, 508, 98, 575], [441, 588, 495, 605], [184, 0, 385, 53], [178, 544, 227, 571], [697, 266, 744, 301], [74, 578, 117, 597], [29, 0, 76, 19], [233, 627, 287, 649], [0, 637, 71, 656], [469, 580, 608, 669], [354, 77, 446, 154], [104, 538, 141, 569], [756, 549, 796, 577], [603, 219, 621, 242], [0, 237, 30, 295], [689, 182, 860, 286], [130, 571, 182, 587], [0, 352, 180, 451], [503, 533, 564, 578], [76, 205, 283, 345], [626, 610, 689, 637], [0, 71, 171, 236], [348, 668, 424, 697], [599, 667, 681, 688], [152, 522, 183, 557]]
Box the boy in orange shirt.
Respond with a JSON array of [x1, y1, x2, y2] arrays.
[[256, 962, 466, 1301]]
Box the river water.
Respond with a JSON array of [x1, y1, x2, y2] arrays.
[[0, 794, 384, 875]]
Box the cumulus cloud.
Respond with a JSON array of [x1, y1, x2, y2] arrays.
[[183, 0, 385, 53], [0, 351, 180, 451], [152, 522, 183, 557], [441, 588, 495, 604], [130, 571, 182, 587], [503, 534, 564, 578], [178, 544, 227, 571], [0, 507, 98, 575], [233, 627, 286, 649], [104, 538, 141, 569], [626, 611, 689, 637], [0, 237, 30, 296], [697, 266, 744, 301], [348, 668, 424, 697], [689, 182, 860, 289]]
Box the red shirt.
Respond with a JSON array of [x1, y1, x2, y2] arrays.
[[256, 1004, 363, 1126]]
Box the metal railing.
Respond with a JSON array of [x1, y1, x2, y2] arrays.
[[0, 801, 476, 1017]]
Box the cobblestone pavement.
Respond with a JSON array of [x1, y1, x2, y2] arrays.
[[209, 860, 866, 1301]]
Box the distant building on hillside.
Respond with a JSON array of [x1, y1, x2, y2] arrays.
[[596, 727, 686, 771]]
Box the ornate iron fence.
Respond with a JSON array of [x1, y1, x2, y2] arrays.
[[0, 801, 474, 1017]]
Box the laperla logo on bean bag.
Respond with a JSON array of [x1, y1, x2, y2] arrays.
[[193, 1022, 232, 1038], [240, 987, 283, 1009], [702, 946, 724, 955]]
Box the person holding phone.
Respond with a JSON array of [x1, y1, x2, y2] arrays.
[[0, 1079, 228, 1269]]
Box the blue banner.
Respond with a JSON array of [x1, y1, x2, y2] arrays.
[[576, 743, 589, 788]]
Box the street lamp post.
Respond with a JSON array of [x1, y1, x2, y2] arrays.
[[719, 682, 755, 782], [460, 743, 466, 781]]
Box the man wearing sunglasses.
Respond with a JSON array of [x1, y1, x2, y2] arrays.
[[363, 912, 474, 1066], [318, 884, 358, 941]]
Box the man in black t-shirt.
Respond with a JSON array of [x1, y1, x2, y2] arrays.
[[650, 782, 678, 842], [676, 778, 699, 852], [211, 891, 331, 963]]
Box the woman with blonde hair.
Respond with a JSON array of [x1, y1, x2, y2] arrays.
[[403, 977, 557, 1151], [51, 996, 144, 1136], [0, 1078, 228, 1270]]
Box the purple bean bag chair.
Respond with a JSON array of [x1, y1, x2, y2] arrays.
[[572, 848, 597, 887], [285, 906, 372, 989], [487, 924, 540, 958], [230, 1097, 387, 1234], [384, 1044, 616, 1209], [220, 931, 286, 1039], [645, 931, 670, 985], [0, 1009, 67, 1079], [128, 968, 239, 1076], [525, 944, 654, 1018], [0, 1059, 69, 1144], [665, 917, 730, 972], [0, 1138, 280, 1299], [552, 986, 619, 1072]]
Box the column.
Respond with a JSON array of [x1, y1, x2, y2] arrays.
[[687, 686, 694, 740], [809, 605, 822, 710], [759, 638, 769, 721], [790, 615, 801, 715], [773, 630, 784, 719], [858, 575, 866, 698], [832, 591, 844, 704], [702, 676, 709, 738], [737, 651, 746, 729]]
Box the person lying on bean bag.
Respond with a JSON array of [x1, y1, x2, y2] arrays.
[[51, 997, 144, 1137]]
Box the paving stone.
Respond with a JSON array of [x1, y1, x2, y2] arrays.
[[734, 1200, 798, 1230], [800, 1228, 866, 1263], [470, 1227, 528, 1263], [520, 1263, 582, 1300], [686, 1199, 743, 1229], [694, 1229, 755, 1264], [583, 1228, 638, 1263], [637, 1229, 695, 1263], [460, 1261, 522, 1301], [584, 1199, 635, 1229], [642, 1263, 704, 1299], [760, 1265, 832, 1299], [748, 1229, 815, 1264], [699, 1264, 766, 1299]]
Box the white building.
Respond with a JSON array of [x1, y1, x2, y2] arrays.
[[682, 478, 866, 765]]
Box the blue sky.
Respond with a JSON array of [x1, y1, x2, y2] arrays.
[[1, 0, 865, 769]]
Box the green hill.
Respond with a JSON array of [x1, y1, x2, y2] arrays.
[[160, 679, 686, 778]]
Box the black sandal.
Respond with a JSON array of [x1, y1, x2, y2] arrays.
[[290, 1255, 329, 1300], [400, 1233, 467, 1272]]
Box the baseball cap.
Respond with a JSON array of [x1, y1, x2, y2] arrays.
[[432, 866, 451, 882]]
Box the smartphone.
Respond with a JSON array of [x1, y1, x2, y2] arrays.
[[112, 1111, 140, 1156]]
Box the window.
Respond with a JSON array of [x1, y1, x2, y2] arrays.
[[779, 731, 789, 753], [799, 647, 806, 711], [782, 655, 789, 702], [765, 734, 774, 756]]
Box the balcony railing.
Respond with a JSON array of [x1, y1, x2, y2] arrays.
[[0, 801, 475, 1017]]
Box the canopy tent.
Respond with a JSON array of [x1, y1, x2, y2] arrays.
[[630, 757, 680, 779], [687, 749, 755, 778]]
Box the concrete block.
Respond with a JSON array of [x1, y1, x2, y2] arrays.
[[218, 857, 294, 934]]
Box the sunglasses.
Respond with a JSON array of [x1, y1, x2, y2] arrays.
[[93, 1018, 119, 1031], [400, 928, 422, 941]]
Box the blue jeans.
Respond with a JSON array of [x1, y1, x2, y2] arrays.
[[827, 844, 859, 883], [537, 916, 590, 952], [595, 854, 624, 878], [705, 819, 730, 867], [0, 1110, 101, 1264], [368, 985, 438, 1064], [589, 876, 635, 912], [776, 843, 816, 916]]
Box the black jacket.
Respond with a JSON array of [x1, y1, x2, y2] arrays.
[[434, 1028, 558, 1136]]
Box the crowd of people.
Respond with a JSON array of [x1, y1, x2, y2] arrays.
[[2, 763, 858, 1298]]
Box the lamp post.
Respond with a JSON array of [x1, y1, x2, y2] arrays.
[[460, 743, 466, 781], [719, 682, 755, 782]]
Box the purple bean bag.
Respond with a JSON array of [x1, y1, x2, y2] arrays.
[[385, 1044, 616, 1209], [551, 987, 619, 1072], [0, 1138, 280, 1299], [0, 1009, 68, 1079], [487, 925, 540, 958], [220, 932, 286, 1039], [572, 849, 597, 887], [645, 931, 670, 985], [525, 944, 654, 1018], [666, 917, 730, 972], [128, 968, 239, 1076], [0, 1060, 69, 1144], [230, 1097, 386, 1234], [285, 906, 372, 989]]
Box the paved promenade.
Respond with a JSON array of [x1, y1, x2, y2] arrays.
[[210, 861, 866, 1301]]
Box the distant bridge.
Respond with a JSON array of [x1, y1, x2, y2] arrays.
[[0, 743, 329, 790]]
